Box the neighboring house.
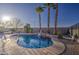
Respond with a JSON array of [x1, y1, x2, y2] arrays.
[[69, 23, 79, 37]]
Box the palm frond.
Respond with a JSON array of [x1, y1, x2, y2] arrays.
[[36, 6, 44, 13]]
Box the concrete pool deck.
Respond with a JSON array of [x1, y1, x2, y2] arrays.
[[0, 34, 65, 55]]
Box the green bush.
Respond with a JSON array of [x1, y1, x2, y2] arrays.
[[74, 34, 78, 39], [58, 34, 63, 39], [53, 31, 60, 35], [29, 28, 33, 33], [24, 24, 33, 33]]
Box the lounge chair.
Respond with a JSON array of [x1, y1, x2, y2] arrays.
[[63, 35, 74, 41]]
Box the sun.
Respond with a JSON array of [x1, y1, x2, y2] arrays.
[[2, 16, 11, 22]]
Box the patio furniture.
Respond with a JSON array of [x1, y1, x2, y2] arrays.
[[63, 35, 74, 41]]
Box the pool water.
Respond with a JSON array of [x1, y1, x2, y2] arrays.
[[17, 35, 53, 48]]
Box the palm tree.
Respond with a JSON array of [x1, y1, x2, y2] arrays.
[[54, 3, 58, 35], [44, 3, 50, 33], [44, 3, 56, 33], [36, 6, 44, 32]]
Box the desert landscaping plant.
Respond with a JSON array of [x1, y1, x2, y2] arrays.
[[24, 24, 32, 33]]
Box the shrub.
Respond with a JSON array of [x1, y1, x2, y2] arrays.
[[24, 24, 33, 33], [74, 34, 78, 39], [58, 34, 63, 39]]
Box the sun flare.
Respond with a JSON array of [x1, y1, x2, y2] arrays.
[[2, 16, 11, 22]]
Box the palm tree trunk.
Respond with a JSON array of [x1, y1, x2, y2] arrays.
[[54, 3, 58, 35], [39, 13, 41, 32], [48, 3, 50, 33]]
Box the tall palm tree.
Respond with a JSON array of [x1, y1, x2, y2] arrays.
[[36, 6, 44, 32], [44, 3, 56, 33], [44, 3, 50, 33], [54, 3, 58, 35]]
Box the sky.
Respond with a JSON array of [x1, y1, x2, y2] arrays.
[[0, 3, 79, 28]]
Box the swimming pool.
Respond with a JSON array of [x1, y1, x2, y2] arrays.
[[17, 34, 53, 48]]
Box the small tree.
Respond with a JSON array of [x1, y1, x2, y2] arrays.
[[24, 24, 32, 33], [9, 18, 23, 32]]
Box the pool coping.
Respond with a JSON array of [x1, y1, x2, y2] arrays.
[[0, 33, 65, 55]]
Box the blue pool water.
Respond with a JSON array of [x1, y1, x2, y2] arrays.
[[17, 34, 53, 48]]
